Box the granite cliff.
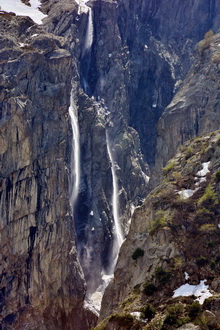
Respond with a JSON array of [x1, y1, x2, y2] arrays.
[[0, 0, 220, 329], [0, 12, 96, 329]]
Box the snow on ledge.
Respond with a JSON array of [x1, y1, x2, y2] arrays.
[[173, 280, 212, 304], [0, 0, 47, 24], [178, 189, 195, 199], [197, 162, 210, 177]]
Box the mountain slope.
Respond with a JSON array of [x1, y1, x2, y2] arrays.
[[97, 130, 220, 329]]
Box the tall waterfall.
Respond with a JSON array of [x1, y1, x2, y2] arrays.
[[106, 132, 124, 272], [69, 89, 80, 209], [83, 7, 94, 55]]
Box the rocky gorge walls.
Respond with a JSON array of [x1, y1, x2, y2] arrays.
[[41, 0, 220, 301], [42, 0, 150, 298], [152, 32, 220, 188], [0, 13, 96, 329], [1, 0, 220, 328]]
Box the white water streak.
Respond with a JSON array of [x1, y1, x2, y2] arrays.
[[84, 7, 93, 51], [106, 132, 124, 271], [69, 89, 80, 208]]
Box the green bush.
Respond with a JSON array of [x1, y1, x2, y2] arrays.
[[188, 301, 201, 319], [216, 171, 220, 182], [150, 210, 169, 234], [141, 304, 156, 320], [155, 267, 172, 285], [198, 30, 214, 55], [163, 161, 176, 175], [184, 146, 194, 160], [109, 313, 135, 327], [196, 256, 209, 267], [132, 248, 144, 260], [143, 282, 157, 296], [198, 184, 218, 208], [162, 304, 188, 328]]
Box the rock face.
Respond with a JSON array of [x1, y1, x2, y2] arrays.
[[0, 13, 96, 329], [1, 0, 220, 329], [98, 130, 220, 329], [41, 0, 220, 296], [43, 0, 150, 294], [152, 32, 220, 188]]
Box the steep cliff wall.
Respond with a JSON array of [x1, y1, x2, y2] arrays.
[[39, 0, 220, 300], [0, 13, 96, 329], [152, 32, 220, 188]]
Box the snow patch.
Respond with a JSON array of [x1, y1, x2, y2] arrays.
[[173, 280, 212, 304], [184, 272, 189, 280], [0, 0, 47, 24], [130, 312, 141, 319], [197, 162, 210, 177], [178, 189, 195, 199]]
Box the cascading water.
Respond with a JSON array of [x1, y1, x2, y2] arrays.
[[88, 130, 124, 313], [106, 131, 124, 272], [83, 6, 94, 56], [76, 0, 94, 94], [69, 89, 80, 209]]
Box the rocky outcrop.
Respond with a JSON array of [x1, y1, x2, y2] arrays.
[[0, 13, 96, 329], [152, 32, 220, 188], [40, 0, 220, 300], [97, 130, 220, 329]]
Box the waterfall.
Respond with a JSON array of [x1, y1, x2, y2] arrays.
[[69, 89, 80, 209], [83, 7, 94, 55], [87, 131, 124, 313], [78, 0, 93, 94], [106, 132, 124, 272]]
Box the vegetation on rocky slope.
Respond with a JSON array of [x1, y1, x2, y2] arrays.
[[97, 130, 220, 329]]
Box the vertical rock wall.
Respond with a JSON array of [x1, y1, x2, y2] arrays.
[[0, 14, 94, 329]]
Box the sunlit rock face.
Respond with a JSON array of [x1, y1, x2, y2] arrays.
[[1, 0, 220, 328], [0, 14, 98, 329]]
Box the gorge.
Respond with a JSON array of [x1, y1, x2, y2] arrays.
[[0, 0, 220, 329]]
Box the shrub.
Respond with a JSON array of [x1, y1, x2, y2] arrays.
[[163, 304, 188, 328], [188, 301, 201, 319], [199, 223, 216, 232], [198, 184, 218, 208], [216, 171, 220, 182], [212, 52, 220, 64], [150, 210, 169, 234], [143, 282, 157, 296], [184, 146, 194, 160], [132, 248, 144, 260], [198, 30, 214, 55], [141, 304, 156, 320], [155, 267, 172, 285], [196, 256, 209, 267], [163, 161, 176, 175], [109, 313, 135, 327]]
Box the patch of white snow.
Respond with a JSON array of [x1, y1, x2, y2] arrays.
[[0, 0, 47, 24], [130, 312, 141, 320], [178, 189, 195, 199], [173, 280, 212, 304], [197, 162, 210, 177], [184, 272, 189, 280]]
